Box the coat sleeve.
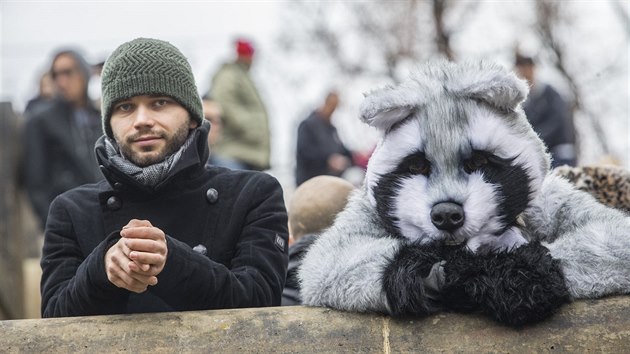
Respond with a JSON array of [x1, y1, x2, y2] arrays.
[[149, 173, 289, 310], [40, 194, 129, 317], [524, 174, 630, 298]]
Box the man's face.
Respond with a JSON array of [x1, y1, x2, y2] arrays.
[[52, 54, 87, 105], [110, 95, 198, 167]]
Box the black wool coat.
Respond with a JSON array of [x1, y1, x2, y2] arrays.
[[22, 99, 103, 228], [40, 121, 289, 317]]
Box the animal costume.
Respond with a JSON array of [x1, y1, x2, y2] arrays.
[[299, 61, 630, 326]]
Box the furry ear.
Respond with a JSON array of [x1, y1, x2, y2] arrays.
[[450, 62, 529, 112], [359, 83, 427, 131]]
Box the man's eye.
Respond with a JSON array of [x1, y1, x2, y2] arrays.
[[116, 103, 132, 112], [154, 99, 169, 107]]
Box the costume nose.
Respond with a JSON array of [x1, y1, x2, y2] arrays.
[[431, 202, 465, 231]]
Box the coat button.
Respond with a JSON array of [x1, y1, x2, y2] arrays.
[[193, 244, 207, 255], [206, 188, 219, 204], [106, 196, 122, 210], [113, 182, 123, 190]]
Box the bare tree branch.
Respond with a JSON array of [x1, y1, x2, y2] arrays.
[[535, 0, 610, 155]]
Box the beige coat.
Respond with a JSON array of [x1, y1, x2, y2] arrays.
[[210, 62, 270, 170]]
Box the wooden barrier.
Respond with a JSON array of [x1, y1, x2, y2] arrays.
[[2, 296, 629, 353]]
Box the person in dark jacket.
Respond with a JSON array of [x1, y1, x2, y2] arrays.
[[23, 49, 103, 228], [295, 91, 354, 186], [40, 38, 289, 318], [282, 176, 354, 305], [515, 54, 577, 167]]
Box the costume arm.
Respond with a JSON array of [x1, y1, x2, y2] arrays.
[[150, 174, 288, 310], [299, 192, 438, 314], [525, 174, 630, 298], [40, 195, 128, 317], [211, 69, 267, 145]]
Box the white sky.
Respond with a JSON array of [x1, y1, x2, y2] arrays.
[[1, 1, 284, 106]]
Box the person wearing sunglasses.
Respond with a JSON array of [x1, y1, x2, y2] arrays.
[[23, 49, 103, 230]]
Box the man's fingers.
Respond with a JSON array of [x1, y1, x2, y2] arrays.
[[125, 238, 166, 254], [120, 226, 165, 240], [122, 219, 153, 230], [129, 250, 166, 267]]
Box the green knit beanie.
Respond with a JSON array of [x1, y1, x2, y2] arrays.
[[100, 38, 203, 138]]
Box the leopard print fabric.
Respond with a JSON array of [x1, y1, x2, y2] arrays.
[[553, 165, 630, 214]]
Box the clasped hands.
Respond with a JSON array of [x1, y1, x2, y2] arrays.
[[105, 219, 168, 293]]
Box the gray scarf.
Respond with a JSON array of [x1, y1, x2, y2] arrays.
[[105, 133, 195, 187]]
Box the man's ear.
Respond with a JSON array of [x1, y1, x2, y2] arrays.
[[190, 118, 199, 129]]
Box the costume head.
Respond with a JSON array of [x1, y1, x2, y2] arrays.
[[100, 38, 203, 138], [361, 60, 549, 250]]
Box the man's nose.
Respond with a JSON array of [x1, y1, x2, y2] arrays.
[[133, 105, 155, 127]]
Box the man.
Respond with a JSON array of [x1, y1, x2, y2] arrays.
[[209, 38, 270, 171], [295, 91, 353, 186], [515, 54, 577, 167], [40, 38, 288, 317], [282, 176, 354, 306], [23, 49, 103, 228]]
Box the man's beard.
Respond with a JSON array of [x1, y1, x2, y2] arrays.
[[119, 123, 190, 167]]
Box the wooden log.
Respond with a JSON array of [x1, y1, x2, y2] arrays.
[[2, 296, 629, 353]]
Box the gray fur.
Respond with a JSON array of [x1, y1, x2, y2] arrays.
[[299, 60, 630, 315], [526, 174, 630, 298], [299, 189, 400, 313]]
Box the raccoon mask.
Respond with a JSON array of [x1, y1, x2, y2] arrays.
[[361, 60, 549, 252], [299, 60, 630, 327]]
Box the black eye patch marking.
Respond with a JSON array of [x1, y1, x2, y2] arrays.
[[373, 151, 431, 238], [467, 150, 531, 232], [395, 152, 432, 176], [463, 150, 514, 174]]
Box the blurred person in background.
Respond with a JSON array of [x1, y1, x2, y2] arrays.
[[515, 53, 577, 167], [23, 71, 57, 119], [202, 96, 223, 168], [295, 91, 353, 186], [282, 175, 355, 306], [22, 49, 103, 229], [208, 38, 270, 171]]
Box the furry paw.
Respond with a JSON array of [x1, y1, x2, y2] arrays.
[[383, 243, 448, 316], [442, 242, 571, 326]]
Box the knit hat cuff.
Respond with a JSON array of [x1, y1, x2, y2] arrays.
[[102, 74, 203, 138]]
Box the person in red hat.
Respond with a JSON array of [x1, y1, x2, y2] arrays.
[[208, 38, 270, 171]]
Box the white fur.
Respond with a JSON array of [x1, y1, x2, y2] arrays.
[[468, 106, 546, 201]]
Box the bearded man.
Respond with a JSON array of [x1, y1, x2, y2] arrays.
[[40, 38, 289, 317]]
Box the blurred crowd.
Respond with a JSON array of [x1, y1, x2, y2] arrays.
[[9, 38, 379, 233]]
